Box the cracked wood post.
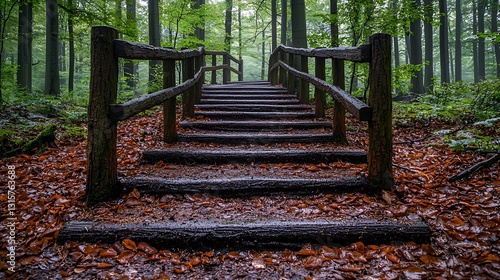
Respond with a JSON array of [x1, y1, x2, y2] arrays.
[[332, 59, 348, 144], [315, 56, 326, 118], [300, 55, 309, 103], [211, 54, 217, 84], [163, 55, 177, 143], [86, 26, 119, 206], [368, 33, 394, 192], [182, 50, 195, 118]]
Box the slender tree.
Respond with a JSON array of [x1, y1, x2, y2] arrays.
[[68, 0, 75, 93], [454, 0, 462, 82], [439, 0, 450, 84], [291, 0, 307, 48], [271, 0, 277, 51], [17, 0, 32, 93], [281, 0, 287, 45], [148, 0, 161, 90], [124, 0, 137, 90], [477, 0, 486, 81], [409, 0, 423, 95], [225, 0, 233, 52], [45, 0, 60, 96], [423, 0, 433, 92], [473, 0, 479, 82], [478, 0, 486, 80], [493, 0, 500, 77]]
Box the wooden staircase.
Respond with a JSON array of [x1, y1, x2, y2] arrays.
[[59, 81, 430, 250]]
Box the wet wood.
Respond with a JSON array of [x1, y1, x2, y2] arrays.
[[195, 104, 312, 112], [142, 148, 367, 164], [180, 120, 332, 131], [448, 152, 500, 182], [120, 176, 369, 196], [276, 44, 371, 62], [178, 133, 334, 144], [194, 111, 316, 120], [58, 219, 430, 250], [199, 99, 300, 105], [114, 40, 202, 60]]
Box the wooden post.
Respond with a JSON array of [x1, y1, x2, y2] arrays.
[[194, 51, 202, 103], [315, 56, 326, 118], [238, 59, 243, 81], [269, 52, 277, 85], [163, 58, 177, 143], [279, 50, 287, 86], [223, 53, 230, 84], [287, 53, 295, 94], [182, 53, 195, 118], [368, 33, 393, 192], [86, 26, 119, 206], [300, 55, 309, 103], [332, 59, 348, 144], [211, 54, 217, 84]]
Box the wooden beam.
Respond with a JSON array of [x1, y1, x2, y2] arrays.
[[114, 40, 201, 60], [277, 44, 371, 62]]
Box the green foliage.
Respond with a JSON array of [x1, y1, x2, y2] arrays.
[[61, 125, 86, 140]]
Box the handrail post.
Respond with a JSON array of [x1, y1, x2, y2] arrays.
[[332, 59, 347, 144], [268, 52, 277, 85], [300, 55, 309, 103], [163, 57, 177, 143], [86, 26, 119, 206], [211, 54, 217, 84], [368, 33, 393, 192], [279, 50, 286, 86], [182, 50, 195, 118], [223, 53, 230, 84], [194, 48, 203, 103], [238, 59, 243, 81], [287, 53, 295, 94], [315, 56, 326, 117]]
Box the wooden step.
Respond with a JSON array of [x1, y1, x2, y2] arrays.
[[121, 176, 369, 196], [201, 94, 298, 100], [177, 133, 334, 144], [195, 104, 312, 112], [195, 111, 316, 120], [199, 99, 300, 105], [202, 89, 289, 94], [180, 120, 332, 131], [58, 219, 431, 250], [142, 149, 366, 164]]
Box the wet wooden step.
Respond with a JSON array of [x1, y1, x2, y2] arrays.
[[177, 133, 334, 144], [121, 176, 369, 196], [142, 148, 367, 164], [202, 89, 290, 94], [195, 104, 312, 112], [58, 219, 431, 250], [199, 99, 301, 105], [201, 94, 298, 100], [180, 120, 332, 131], [195, 111, 316, 120]]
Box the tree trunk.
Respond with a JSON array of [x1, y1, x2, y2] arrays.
[[423, 0, 433, 92], [281, 0, 287, 45], [271, 0, 277, 51], [68, 0, 75, 93], [238, 0, 242, 60], [194, 0, 205, 41], [124, 0, 137, 90], [45, 0, 60, 97], [291, 0, 307, 48], [473, 0, 479, 82], [17, 0, 32, 93], [478, 0, 486, 80], [493, 0, 500, 78], [148, 0, 161, 92], [225, 0, 233, 52], [455, 0, 462, 82], [439, 0, 450, 84], [410, 0, 423, 95]]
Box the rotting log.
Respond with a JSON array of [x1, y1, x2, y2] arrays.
[[58, 219, 431, 250], [368, 33, 394, 192], [4, 124, 57, 157], [86, 26, 120, 206], [141, 149, 367, 164], [120, 176, 369, 196]]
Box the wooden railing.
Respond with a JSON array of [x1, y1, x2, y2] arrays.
[[268, 34, 393, 192], [86, 26, 242, 206]]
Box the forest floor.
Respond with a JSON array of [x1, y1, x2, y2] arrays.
[[0, 104, 499, 279]]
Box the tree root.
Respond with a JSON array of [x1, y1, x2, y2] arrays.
[[448, 152, 500, 182]]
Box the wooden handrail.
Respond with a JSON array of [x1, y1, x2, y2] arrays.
[[268, 34, 393, 193], [86, 26, 244, 205], [271, 61, 371, 121]]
